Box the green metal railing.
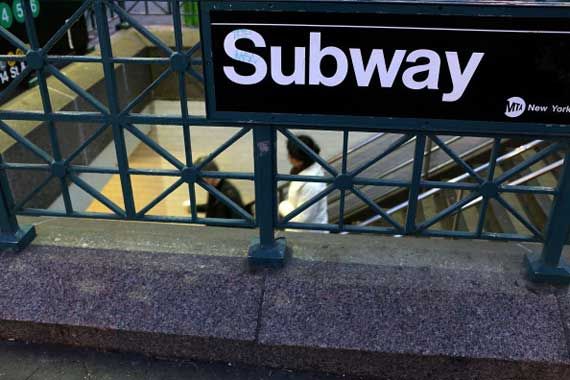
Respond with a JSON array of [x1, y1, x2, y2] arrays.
[[0, 0, 568, 283]]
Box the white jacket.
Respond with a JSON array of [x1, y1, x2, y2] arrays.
[[278, 163, 329, 225]]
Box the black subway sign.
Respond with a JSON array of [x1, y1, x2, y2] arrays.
[[201, 2, 570, 132]]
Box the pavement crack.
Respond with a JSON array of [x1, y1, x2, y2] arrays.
[[32, 217, 58, 227], [555, 293, 570, 360], [82, 360, 91, 379], [23, 367, 40, 380], [254, 270, 268, 343]]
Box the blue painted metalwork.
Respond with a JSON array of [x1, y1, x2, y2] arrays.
[[249, 126, 287, 266], [0, 0, 567, 282], [526, 143, 570, 283], [0, 154, 35, 250]]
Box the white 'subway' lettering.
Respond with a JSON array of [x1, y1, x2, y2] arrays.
[[223, 29, 485, 103]]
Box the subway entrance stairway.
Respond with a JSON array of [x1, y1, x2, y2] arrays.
[[1, 1, 570, 379]]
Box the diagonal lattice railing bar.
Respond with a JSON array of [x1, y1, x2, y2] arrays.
[[0, 66, 32, 105], [351, 186, 403, 231], [372, 135, 459, 186], [0, 121, 53, 163], [136, 177, 185, 217], [42, 0, 95, 54], [45, 65, 110, 114], [279, 128, 338, 177], [124, 0, 170, 15], [185, 41, 202, 58], [12, 175, 54, 212], [126, 0, 141, 13], [195, 127, 251, 171], [359, 139, 546, 228], [198, 179, 255, 223], [494, 193, 543, 240], [281, 183, 336, 223], [185, 42, 205, 83], [65, 123, 111, 165], [476, 137, 501, 237], [326, 136, 426, 205], [430, 135, 485, 183], [349, 134, 413, 177], [416, 191, 481, 232], [120, 67, 173, 115], [149, 0, 171, 14], [501, 183, 558, 195], [432, 167, 559, 233], [106, 0, 173, 56], [69, 173, 126, 217], [186, 65, 204, 83], [0, 25, 29, 52], [494, 142, 563, 186], [185, 42, 204, 83], [123, 123, 185, 169]]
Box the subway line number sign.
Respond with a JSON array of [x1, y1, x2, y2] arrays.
[[203, 4, 570, 128], [0, 0, 39, 28]]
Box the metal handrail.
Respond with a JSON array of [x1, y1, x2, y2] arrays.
[[358, 140, 545, 227]]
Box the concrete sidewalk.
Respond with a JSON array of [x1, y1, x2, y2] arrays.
[[0, 340, 344, 380]]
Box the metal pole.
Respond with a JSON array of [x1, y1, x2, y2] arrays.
[[526, 143, 570, 284], [423, 137, 433, 178], [405, 134, 426, 234], [248, 126, 287, 268], [0, 154, 36, 250], [95, 0, 136, 218]]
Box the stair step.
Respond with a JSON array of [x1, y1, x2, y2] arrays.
[[457, 199, 481, 232]]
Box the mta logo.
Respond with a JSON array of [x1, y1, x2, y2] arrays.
[[505, 97, 526, 118]]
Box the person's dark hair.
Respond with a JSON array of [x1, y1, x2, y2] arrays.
[[287, 135, 320, 168], [195, 156, 219, 172]]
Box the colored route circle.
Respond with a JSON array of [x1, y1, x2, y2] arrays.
[[12, 0, 38, 23], [30, 0, 39, 17], [12, 0, 23, 22], [0, 3, 12, 28]]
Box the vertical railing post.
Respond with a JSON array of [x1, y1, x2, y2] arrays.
[[0, 155, 35, 250], [248, 126, 287, 267], [526, 144, 570, 284], [405, 134, 426, 234], [95, 0, 136, 218]]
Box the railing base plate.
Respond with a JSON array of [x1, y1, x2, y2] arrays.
[[248, 237, 287, 268], [0, 225, 36, 251], [525, 253, 570, 285]]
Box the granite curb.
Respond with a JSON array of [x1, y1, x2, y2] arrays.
[[0, 219, 569, 379]]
